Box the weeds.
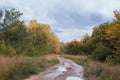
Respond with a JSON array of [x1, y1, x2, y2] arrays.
[[0, 54, 58, 80]]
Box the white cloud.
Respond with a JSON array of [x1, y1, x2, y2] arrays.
[[56, 28, 93, 42]]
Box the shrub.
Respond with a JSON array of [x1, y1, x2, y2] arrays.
[[91, 42, 112, 62], [0, 40, 16, 56], [65, 40, 81, 55]]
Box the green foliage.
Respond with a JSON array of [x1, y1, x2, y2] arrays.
[[91, 42, 112, 62], [0, 8, 60, 56], [64, 35, 93, 55], [64, 10, 120, 63], [105, 55, 116, 64], [0, 8, 23, 33], [92, 22, 110, 41], [80, 34, 93, 54], [90, 12, 120, 63], [0, 40, 16, 56], [65, 40, 81, 55]]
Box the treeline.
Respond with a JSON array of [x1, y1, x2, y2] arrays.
[[0, 9, 60, 56], [64, 11, 120, 63]]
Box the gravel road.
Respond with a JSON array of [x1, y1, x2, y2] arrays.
[[25, 56, 84, 80]]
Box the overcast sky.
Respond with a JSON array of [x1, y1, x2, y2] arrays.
[[0, 0, 120, 42]]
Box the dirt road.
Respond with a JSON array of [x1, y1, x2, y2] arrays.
[[25, 56, 84, 80]]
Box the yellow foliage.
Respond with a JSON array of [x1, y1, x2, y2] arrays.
[[106, 23, 120, 40], [29, 20, 39, 34], [28, 20, 60, 53]]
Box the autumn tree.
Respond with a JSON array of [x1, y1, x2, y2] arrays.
[[80, 34, 93, 54], [29, 20, 60, 54], [65, 40, 81, 55], [48, 32, 60, 53], [90, 11, 120, 62], [105, 12, 120, 61]]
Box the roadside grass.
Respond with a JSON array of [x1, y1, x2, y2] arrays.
[[0, 54, 58, 80], [62, 55, 120, 80]]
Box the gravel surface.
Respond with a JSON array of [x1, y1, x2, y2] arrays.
[[25, 56, 84, 80]]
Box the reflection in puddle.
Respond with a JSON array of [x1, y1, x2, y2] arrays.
[[66, 76, 84, 80], [57, 66, 67, 72]]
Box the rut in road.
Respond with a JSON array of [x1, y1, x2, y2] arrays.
[[25, 56, 84, 80]]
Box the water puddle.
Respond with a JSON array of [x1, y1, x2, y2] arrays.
[[57, 66, 67, 72], [66, 76, 84, 80], [25, 57, 84, 80]]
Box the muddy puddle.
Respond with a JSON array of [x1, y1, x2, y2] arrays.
[[25, 56, 84, 80]]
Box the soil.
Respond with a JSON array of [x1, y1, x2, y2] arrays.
[[25, 56, 84, 80]]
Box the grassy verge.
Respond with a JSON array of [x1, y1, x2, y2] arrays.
[[62, 55, 120, 80], [0, 54, 58, 80]]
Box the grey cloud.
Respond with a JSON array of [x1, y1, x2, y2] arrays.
[[1, 0, 120, 42], [53, 29, 64, 34], [49, 8, 106, 29]]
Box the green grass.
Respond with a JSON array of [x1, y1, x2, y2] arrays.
[[0, 54, 58, 80], [62, 55, 120, 80]]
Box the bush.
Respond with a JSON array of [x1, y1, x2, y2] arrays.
[[0, 40, 16, 56], [65, 40, 81, 55], [91, 42, 112, 62]]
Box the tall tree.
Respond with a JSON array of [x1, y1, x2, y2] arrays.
[[29, 20, 60, 54], [0, 8, 23, 33]]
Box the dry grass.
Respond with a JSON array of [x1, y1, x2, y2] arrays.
[[42, 54, 57, 61], [63, 55, 120, 80], [0, 54, 58, 80]]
